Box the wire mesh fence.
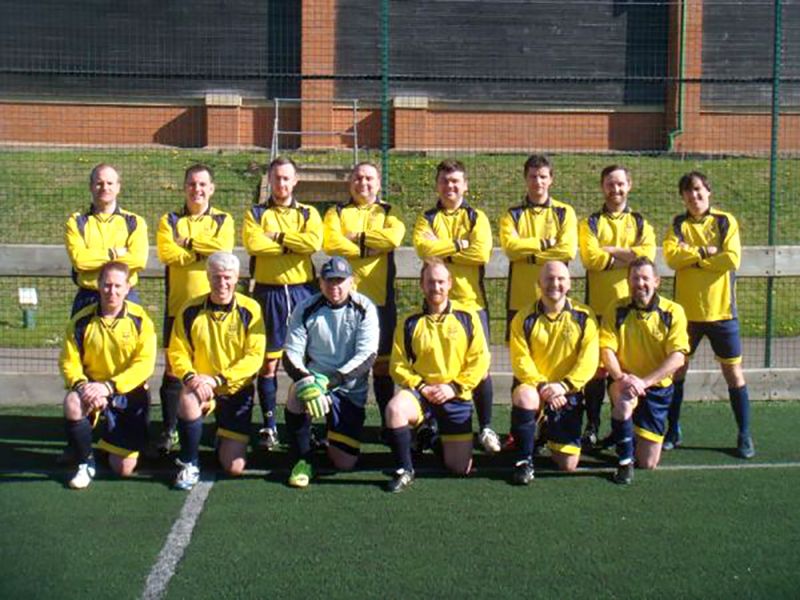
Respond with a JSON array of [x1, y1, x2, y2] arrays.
[[1, 0, 798, 375]]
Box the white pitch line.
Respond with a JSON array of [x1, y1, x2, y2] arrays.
[[141, 477, 215, 600], [239, 461, 800, 477]]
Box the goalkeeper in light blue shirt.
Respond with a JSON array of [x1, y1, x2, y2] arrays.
[[282, 256, 380, 488]]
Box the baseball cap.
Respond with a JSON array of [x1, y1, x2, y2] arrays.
[[320, 256, 353, 280]]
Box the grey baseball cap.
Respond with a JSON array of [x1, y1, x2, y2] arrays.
[[320, 256, 353, 279]]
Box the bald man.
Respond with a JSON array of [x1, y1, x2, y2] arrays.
[[65, 164, 148, 316], [507, 261, 599, 484]]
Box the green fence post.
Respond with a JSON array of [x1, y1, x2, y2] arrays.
[[765, 0, 783, 368], [380, 0, 390, 197]]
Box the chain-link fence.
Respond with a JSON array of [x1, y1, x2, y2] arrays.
[[0, 0, 798, 377]]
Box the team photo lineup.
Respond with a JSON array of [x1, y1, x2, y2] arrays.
[[60, 154, 753, 492]]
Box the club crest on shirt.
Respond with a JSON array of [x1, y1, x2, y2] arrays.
[[447, 322, 463, 339]]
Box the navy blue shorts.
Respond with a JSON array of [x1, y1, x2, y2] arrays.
[[407, 389, 473, 443], [544, 392, 584, 456], [633, 385, 673, 444], [252, 283, 316, 357], [97, 385, 151, 458], [214, 385, 256, 444], [327, 389, 367, 456], [688, 319, 743, 365], [72, 287, 141, 317], [376, 303, 397, 358]]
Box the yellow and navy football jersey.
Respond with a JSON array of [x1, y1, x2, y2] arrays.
[[390, 301, 490, 400], [242, 198, 322, 285], [499, 197, 578, 312], [412, 201, 492, 311], [157, 206, 235, 317], [323, 199, 406, 306], [60, 300, 157, 394], [662, 208, 741, 322], [578, 206, 656, 316], [64, 206, 149, 290], [168, 292, 266, 395], [599, 294, 689, 387], [509, 299, 598, 391]]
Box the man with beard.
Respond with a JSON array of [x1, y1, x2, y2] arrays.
[[243, 157, 322, 451], [599, 257, 689, 484], [578, 165, 656, 448], [383, 259, 490, 492]]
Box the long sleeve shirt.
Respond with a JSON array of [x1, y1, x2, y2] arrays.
[[156, 206, 235, 317], [168, 293, 265, 395], [578, 206, 656, 316], [412, 201, 492, 311], [499, 197, 578, 312], [64, 206, 148, 290], [283, 291, 380, 402], [60, 301, 157, 394], [509, 299, 598, 391], [322, 200, 406, 307], [662, 208, 741, 322], [599, 294, 689, 388], [391, 301, 491, 400], [242, 198, 322, 285]]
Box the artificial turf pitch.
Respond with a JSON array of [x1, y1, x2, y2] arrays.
[[1, 401, 798, 599]]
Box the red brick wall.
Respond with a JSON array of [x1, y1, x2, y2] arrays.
[[0, 102, 206, 146]]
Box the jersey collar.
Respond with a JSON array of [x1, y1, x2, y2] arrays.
[[629, 293, 660, 313], [206, 296, 236, 313], [436, 199, 468, 214], [422, 299, 452, 315], [525, 196, 552, 209], [89, 204, 122, 218], [268, 196, 298, 209], [536, 298, 572, 318], [601, 204, 631, 218], [182, 204, 212, 217]]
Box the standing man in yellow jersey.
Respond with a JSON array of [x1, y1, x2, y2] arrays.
[[507, 261, 598, 485], [412, 159, 499, 453], [499, 154, 578, 331], [663, 172, 754, 458], [65, 164, 148, 316], [578, 165, 656, 447], [168, 252, 266, 490], [600, 257, 689, 484], [323, 162, 405, 433], [60, 262, 157, 489], [384, 259, 490, 492], [243, 157, 322, 450], [155, 164, 235, 454]]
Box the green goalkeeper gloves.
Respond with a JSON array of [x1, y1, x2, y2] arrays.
[[295, 373, 331, 419]]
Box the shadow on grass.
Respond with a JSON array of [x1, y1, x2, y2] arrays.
[[0, 415, 629, 490]]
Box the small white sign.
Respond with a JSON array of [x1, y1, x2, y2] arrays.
[[18, 287, 38, 306]]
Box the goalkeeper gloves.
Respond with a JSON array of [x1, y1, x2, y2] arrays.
[[295, 374, 331, 419]]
